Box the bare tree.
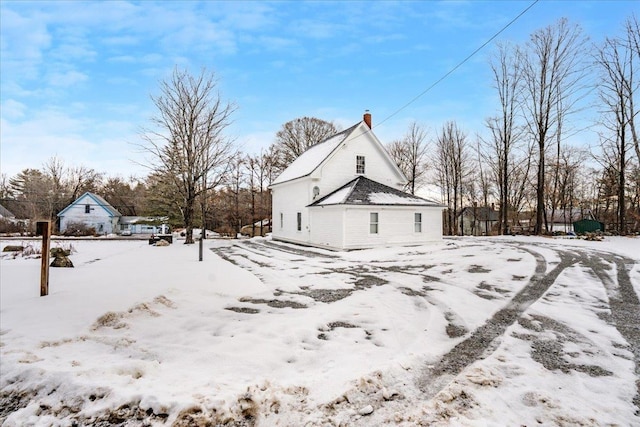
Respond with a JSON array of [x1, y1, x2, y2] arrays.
[[486, 41, 524, 234], [140, 67, 236, 244], [387, 122, 429, 195], [270, 117, 339, 172], [246, 150, 274, 236], [66, 165, 102, 202], [434, 121, 469, 235], [594, 14, 639, 234], [0, 174, 11, 199], [227, 155, 246, 237], [521, 18, 589, 234], [471, 138, 494, 235], [100, 177, 142, 216]]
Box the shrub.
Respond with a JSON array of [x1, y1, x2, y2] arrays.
[[62, 222, 97, 237]]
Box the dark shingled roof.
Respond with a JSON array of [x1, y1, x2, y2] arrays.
[[0, 203, 15, 218], [459, 206, 499, 222], [308, 176, 443, 207]]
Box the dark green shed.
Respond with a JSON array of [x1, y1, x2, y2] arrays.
[[573, 219, 604, 234]]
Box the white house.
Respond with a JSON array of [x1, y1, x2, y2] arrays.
[[270, 112, 445, 250], [57, 192, 169, 235], [57, 192, 121, 234]]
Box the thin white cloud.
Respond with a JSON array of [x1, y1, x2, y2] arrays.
[[47, 70, 89, 88], [0, 108, 144, 177], [1, 99, 27, 121], [0, 7, 51, 79]]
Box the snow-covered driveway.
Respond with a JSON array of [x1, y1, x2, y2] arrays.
[[1, 236, 638, 426]]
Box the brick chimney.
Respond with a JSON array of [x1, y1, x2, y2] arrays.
[[363, 110, 372, 129]]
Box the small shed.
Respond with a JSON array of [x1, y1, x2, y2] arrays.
[[573, 219, 604, 234]]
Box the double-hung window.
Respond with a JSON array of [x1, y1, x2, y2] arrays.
[[297, 212, 302, 231], [414, 213, 422, 232], [85, 204, 91, 214], [356, 155, 365, 174], [370, 212, 379, 234]]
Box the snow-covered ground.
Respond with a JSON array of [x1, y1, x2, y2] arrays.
[[1, 235, 638, 426]]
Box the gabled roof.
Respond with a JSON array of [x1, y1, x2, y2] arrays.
[[308, 176, 443, 207], [0, 203, 15, 219], [57, 192, 121, 218], [459, 206, 499, 222], [271, 123, 360, 185]]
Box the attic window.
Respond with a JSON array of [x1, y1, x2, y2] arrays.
[[356, 155, 365, 174], [85, 204, 91, 214]]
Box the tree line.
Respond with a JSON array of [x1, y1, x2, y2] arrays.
[[388, 15, 640, 235], [1, 15, 638, 239]]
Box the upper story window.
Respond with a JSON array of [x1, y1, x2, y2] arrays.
[[356, 155, 365, 174], [85, 204, 91, 214]]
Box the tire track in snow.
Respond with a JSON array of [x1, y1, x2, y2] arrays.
[[585, 251, 640, 415], [416, 247, 579, 397]]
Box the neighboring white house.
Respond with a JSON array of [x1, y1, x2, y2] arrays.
[[57, 192, 168, 235], [58, 192, 121, 234], [270, 112, 445, 250]]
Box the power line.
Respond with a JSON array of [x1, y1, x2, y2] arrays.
[[375, 0, 539, 129]]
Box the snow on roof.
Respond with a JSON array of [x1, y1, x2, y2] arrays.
[[313, 181, 357, 205], [119, 216, 168, 225], [271, 123, 359, 185], [309, 176, 443, 207], [368, 192, 428, 205]]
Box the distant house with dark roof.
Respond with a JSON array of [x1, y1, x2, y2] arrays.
[[57, 192, 168, 235], [458, 205, 500, 236], [270, 112, 445, 250], [0, 203, 16, 220]]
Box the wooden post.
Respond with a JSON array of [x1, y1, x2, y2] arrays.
[[37, 221, 51, 296]]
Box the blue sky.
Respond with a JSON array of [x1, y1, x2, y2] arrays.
[[1, 0, 638, 179]]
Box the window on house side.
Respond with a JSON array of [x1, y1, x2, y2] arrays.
[[415, 213, 422, 232], [370, 212, 379, 234], [356, 155, 365, 174], [297, 212, 302, 231], [85, 204, 91, 214], [280, 212, 283, 229]]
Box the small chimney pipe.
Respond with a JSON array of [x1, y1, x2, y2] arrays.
[[363, 110, 372, 129]]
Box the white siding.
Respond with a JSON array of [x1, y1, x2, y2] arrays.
[[342, 206, 443, 249], [308, 206, 344, 248], [312, 127, 404, 198], [271, 179, 314, 244], [59, 194, 116, 234], [271, 120, 443, 250]]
